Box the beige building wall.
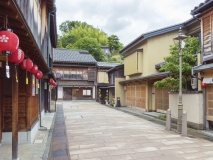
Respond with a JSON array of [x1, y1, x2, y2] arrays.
[[169, 93, 203, 129], [144, 31, 177, 76], [98, 71, 108, 83], [115, 78, 125, 106], [124, 31, 177, 78], [124, 51, 143, 76]]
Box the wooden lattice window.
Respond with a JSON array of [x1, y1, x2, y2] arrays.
[[203, 15, 212, 56]]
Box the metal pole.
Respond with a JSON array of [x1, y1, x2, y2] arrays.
[[173, 27, 187, 134], [177, 43, 183, 133]]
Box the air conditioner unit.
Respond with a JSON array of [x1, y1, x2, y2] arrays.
[[191, 78, 197, 89]]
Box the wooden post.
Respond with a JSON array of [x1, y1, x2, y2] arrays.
[[12, 63, 19, 160], [182, 111, 187, 136], [0, 62, 2, 143]]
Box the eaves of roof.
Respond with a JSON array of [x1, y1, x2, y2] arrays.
[[119, 71, 171, 84], [107, 64, 124, 73], [191, 0, 213, 15], [119, 18, 198, 53], [193, 63, 213, 71]]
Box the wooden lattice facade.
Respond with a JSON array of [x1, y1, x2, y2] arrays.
[[126, 84, 146, 109], [206, 85, 213, 121], [155, 88, 170, 112]]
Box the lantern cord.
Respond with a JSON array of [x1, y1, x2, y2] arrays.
[[5, 55, 10, 78], [15, 64, 18, 83], [5, 15, 8, 28]]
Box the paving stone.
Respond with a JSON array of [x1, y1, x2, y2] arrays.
[[34, 139, 43, 143], [52, 149, 68, 157]]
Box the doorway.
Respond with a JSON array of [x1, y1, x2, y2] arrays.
[[63, 87, 72, 100]]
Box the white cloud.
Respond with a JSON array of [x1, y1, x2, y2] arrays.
[[56, 0, 204, 46]]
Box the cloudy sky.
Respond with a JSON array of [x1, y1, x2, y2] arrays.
[[56, 0, 204, 46]]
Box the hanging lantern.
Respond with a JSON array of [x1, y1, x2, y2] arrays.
[[0, 29, 19, 78], [0, 29, 19, 55], [20, 58, 33, 70], [48, 78, 57, 86], [29, 64, 38, 74], [201, 81, 207, 87], [34, 70, 43, 79], [8, 48, 24, 63]]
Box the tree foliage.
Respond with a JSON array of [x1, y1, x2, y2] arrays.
[[154, 36, 200, 91], [58, 21, 123, 62], [108, 35, 123, 53], [58, 21, 108, 47], [69, 36, 105, 61]]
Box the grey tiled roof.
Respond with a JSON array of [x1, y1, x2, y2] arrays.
[[120, 18, 199, 53], [97, 62, 120, 68], [191, 0, 213, 15], [53, 48, 97, 63]]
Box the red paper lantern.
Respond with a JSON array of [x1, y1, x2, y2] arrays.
[[0, 29, 19, 54], [48, 78, 57, 86], [29, 64, 38, 74], [20, 58, 33, 70], [34, 70, 43, 79], [8, 48, 24, 63], [201, 81, 207, 87]]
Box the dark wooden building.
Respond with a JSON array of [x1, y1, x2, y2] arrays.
[[53, 48, 97, 100], [0, 0, 57, 147], [97, 62, 120, 103], [107, 64, 124, 106]]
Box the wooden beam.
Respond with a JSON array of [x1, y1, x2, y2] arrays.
[[12, 63, 19, 160], [0, 63, 2, 142]]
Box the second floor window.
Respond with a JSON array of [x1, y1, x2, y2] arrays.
[[55, 69, 89, 80]]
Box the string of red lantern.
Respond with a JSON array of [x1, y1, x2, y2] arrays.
[[0, 29, 44, 80]]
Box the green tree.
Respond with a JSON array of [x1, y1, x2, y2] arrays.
[[108, 35, 123, 53], [59, 21, 90, 33], [58, 21, 123, 62], [69, 36, 105, 61], [154, 36, 200, 91], [58, 21, 108, 48]]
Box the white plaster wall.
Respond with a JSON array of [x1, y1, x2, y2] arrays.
[[2, 121, 39, 144], [93, 87, 96, 99], [58, 86, 63, 99], [169, 93, 203, 125]]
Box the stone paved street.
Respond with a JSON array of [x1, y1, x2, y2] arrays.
[[62, 101, 213, 160]]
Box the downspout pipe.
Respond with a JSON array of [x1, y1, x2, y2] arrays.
[[39, 79, 47, 130], [47, 9, 56, 68], [38, 79, 42, 128], [203, 87, 206, 129]]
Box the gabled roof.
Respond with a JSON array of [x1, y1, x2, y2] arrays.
[[107, 64, 124, 73], [97, 62, 120, 68], [53, 48, 97, 64], [119, 18, 199, 53], [191, 0, 213, 15]]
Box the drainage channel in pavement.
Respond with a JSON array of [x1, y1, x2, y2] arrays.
[[48, 105, 71, 160]]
